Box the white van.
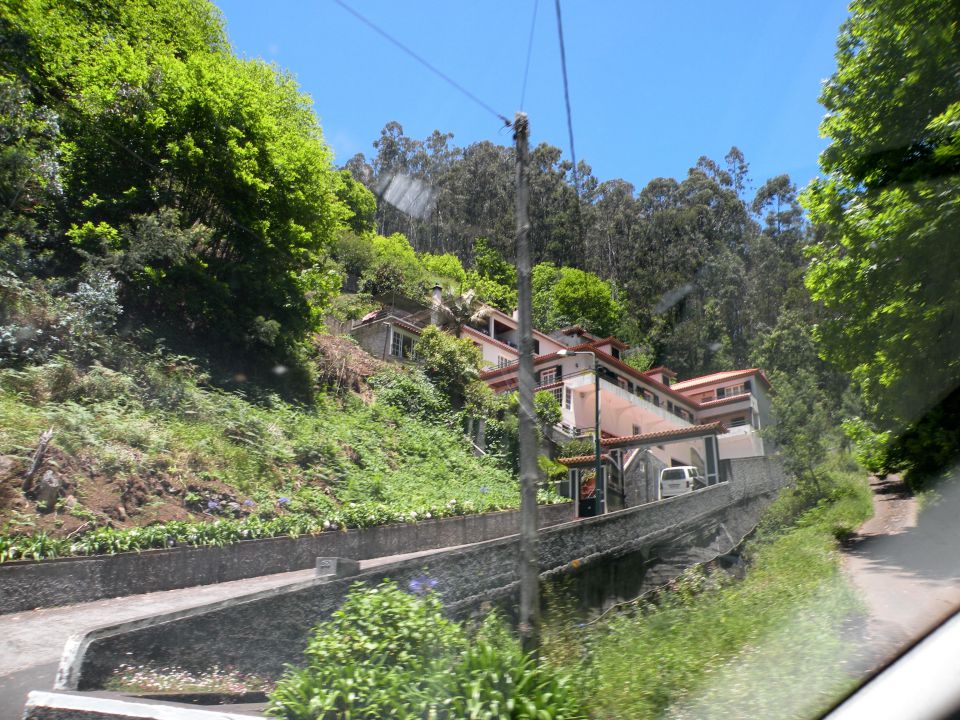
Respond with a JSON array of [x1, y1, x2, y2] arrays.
[[659, 466, 705, 499]]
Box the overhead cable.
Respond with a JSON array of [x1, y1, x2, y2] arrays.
[[332, 0, 512, 127], [519, 0, 539, 111]]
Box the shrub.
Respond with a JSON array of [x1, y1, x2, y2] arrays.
[[268, 581, 465, 719], [369, 366, 449, 420], [268, 582, 586, 720]]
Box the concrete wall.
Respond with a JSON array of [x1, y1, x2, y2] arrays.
[[0, 503, 574, 614], [59, 457, 787, 691], [351, 321, 393, 361]]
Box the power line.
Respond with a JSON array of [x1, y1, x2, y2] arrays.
[[554, 0, 578, 193], [331, 0, 512, 128], [519, 0, 539, 111], [554, 0, 584, 246]]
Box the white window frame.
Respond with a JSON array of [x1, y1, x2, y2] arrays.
[[389, 326, 416, 360]]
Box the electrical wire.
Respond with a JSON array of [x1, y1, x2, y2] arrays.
[[331, 0, 512, 128], [519, 0, 539, 111], [554, 0, 585, 249], [554, 0, 578, 193]]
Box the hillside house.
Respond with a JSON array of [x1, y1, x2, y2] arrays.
[[348, 289, 776, 515]]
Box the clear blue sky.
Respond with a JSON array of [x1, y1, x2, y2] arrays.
[[215, 1, 850, 196]]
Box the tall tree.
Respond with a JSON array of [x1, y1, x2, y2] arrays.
[[3, 0, 350, 356], [802, 0, 960, 472]]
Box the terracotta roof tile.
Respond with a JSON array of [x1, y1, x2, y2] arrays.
[[598, 421, 727, 449], [557, 453, 614, 466], [671, 368, 771, 392], [697, 393, 752, 409]]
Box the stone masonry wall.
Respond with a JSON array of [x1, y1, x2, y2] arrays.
[[61, 457, 787, 690], [1, 503, 574, 614]]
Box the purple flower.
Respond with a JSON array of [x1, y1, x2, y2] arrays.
[[409, 575, 439, 595], [243, 499, 255, 507], [278, 496, 290, 505], [207, 500, 220, 510], [479, 486, 489, 495]]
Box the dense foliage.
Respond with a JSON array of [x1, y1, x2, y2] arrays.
[[802, 0, 960, 477], [347, 124, 823, 380], [0, 277, 570, 563], [268, 581, 585, 720], [1, 0, 365, 368]]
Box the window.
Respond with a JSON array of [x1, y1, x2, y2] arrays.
[[497, 356, 512, 368], [729, 416, 747, 427], [533, 339, 540, 354], [632, 423, 642, 436], [551, 387, 563, 405], [720, 383, 748, 398], [617, 377, 628, 390], [611, 347, 621, 359], [564, 387, 573, 410], [540, 368, 557, 385], [389, 327, 416, 359]]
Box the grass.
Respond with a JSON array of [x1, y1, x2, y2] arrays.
[[565, 462, 874, 720], [0, 354, 565, 561]]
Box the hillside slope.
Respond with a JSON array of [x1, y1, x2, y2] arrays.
[[0, 333, 546, 561]]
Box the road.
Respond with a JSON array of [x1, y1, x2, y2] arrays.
[[842, 475, 960, 671], [0, 545, 460, 718]]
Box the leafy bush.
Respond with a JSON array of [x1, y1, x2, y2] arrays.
[[269, 581, 464, 719], [413, 325, 484, 409], [368, 367, 449, 420], [268, 582, 586, 719]]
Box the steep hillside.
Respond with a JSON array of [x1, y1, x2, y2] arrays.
[[0, 330, 549, 562]]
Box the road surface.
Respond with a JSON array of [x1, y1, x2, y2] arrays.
[[842, 475, 960, 670]]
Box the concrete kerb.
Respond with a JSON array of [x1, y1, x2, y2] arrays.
[[24, 690, 257, 719], [54, 575, 324, 692]]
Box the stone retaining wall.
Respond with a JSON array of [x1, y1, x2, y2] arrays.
[[59, 457, 787, 691], [1, 503, 575, 614]]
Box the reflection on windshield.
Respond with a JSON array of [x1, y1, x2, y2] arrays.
[[1, 0, 957, 718]]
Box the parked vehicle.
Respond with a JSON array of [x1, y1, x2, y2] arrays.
[[659, 466, 705, 499]]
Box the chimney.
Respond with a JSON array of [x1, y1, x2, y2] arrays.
[[430, 284, 443, 325]]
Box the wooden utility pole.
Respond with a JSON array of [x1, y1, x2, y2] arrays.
[[514, 111, 540, 655]]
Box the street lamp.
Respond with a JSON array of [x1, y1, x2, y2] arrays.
[[557, 349, 603, 515]]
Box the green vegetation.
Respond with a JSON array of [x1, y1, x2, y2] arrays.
[[571, 462, 873, 719], [268, 580, 585, 720], [802, 0, 960, 479], [0, 341, 569, 561], [1, 0, 357, 362]]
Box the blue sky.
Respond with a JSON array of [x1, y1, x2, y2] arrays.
[[215, 1, 850, 196]]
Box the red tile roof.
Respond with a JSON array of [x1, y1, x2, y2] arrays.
[[557, 453, 614, 466], [671, 368, 771, 392], [697, 393, 752, 409], [479, 341, 701, 411], [599, 421, 727, 449], [557, 422, 727, 464], [642, 365, 678, 378]]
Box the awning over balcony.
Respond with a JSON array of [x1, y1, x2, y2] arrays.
[[557, 421, 726, 464]]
